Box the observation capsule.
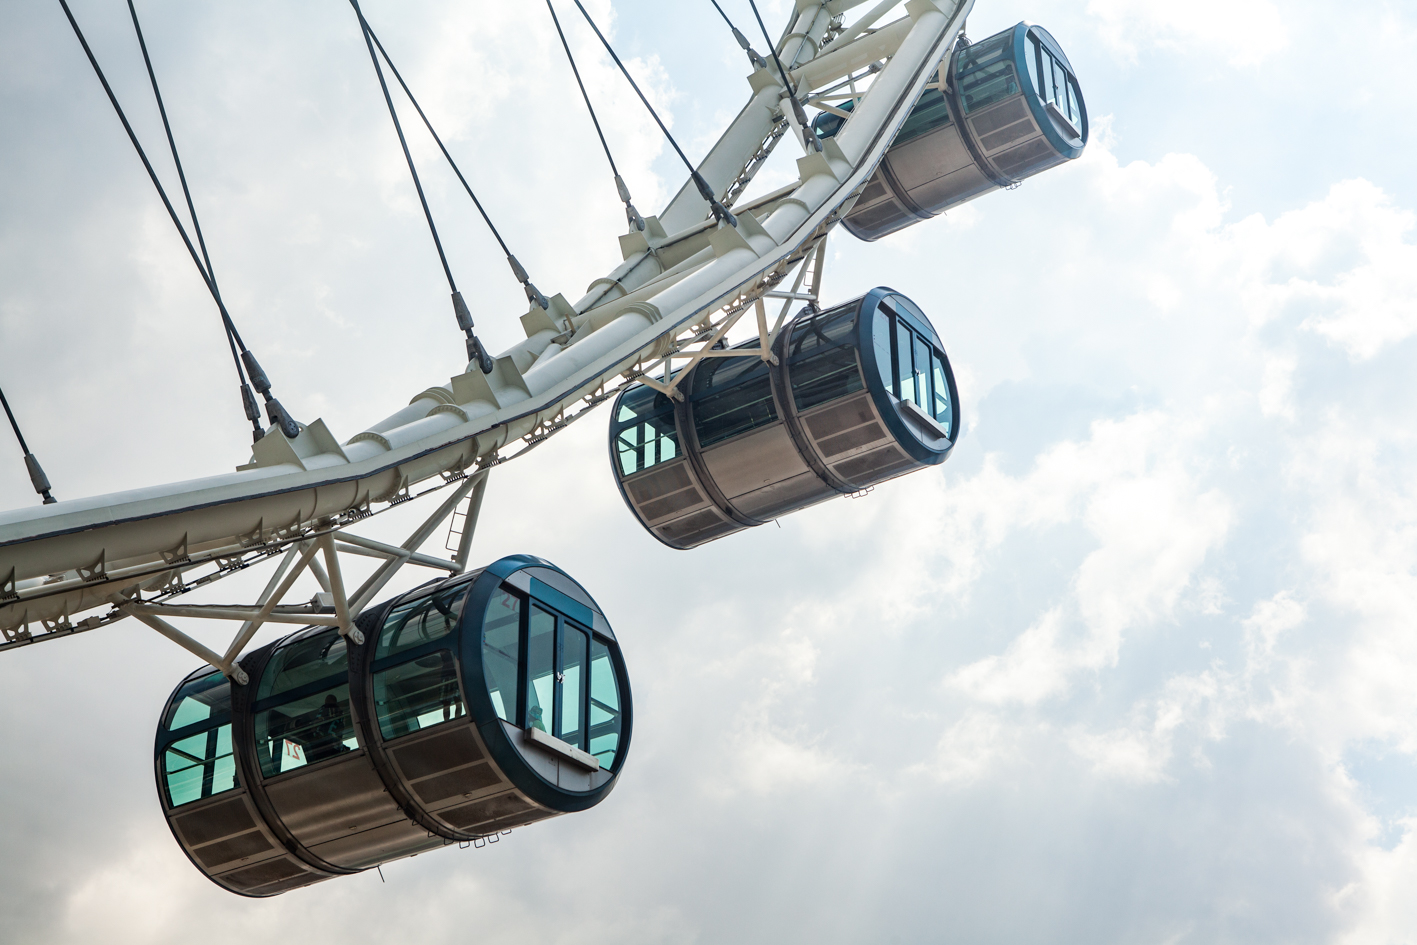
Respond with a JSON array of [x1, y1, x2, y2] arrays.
[[610, 289, 958, 549], [814, 22, 1087, 241], [154, 555, 631, 897]]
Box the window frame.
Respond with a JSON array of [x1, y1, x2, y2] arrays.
[[159, 670, 239, 808], [251, 627, 362, 779], [482, 582, 620, 758]]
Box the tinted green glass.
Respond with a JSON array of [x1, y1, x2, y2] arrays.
[[956, 32, 1010, 74], [895, 88, 952, 144], [559, 626, 588, 749], [254, 683, 358, 777], [615, 386, 682, 475], [164, 672, 231, 732], [873, 306, 895, 394], [257, 629, 349, 702], [912, 334, 932, 410], [527, 606, 555, 733], [792, 344, 863, 412], [164, 724, 237, 806], [931, 353, 952, 432], [483, 586, 522, 723], [374, 650, 464, 740], [375, 584, 467, 661], [693, 353, 779, 447], [616, 414, 679, 475], [896, 324, 915, 404], [787, 305, 856, 359], [959, 60, 1019, 113], [589, 639, 622, 767], [1026, 36, 1042, 96]]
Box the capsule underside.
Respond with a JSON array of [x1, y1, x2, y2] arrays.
[[611, 289, 959, 549], [154, 555, 631, 897], [823, 22, 1087, 241]]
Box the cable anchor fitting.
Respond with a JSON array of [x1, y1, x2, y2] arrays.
[[240, 350, 301, 439], [239, 383, 262, 443], [24, 453, 56, 505], [692, 171, 737, 228], [615, 175, 645, 232], [507, 255, 549, 311], [452, 291, 495, 375], [730, 27, 769, 70]]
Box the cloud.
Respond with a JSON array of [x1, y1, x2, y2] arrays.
[[5, 2, 1417, 942], [1086, 0, 1289, 66]]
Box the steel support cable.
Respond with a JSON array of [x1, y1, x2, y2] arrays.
[[0, 384, 56, 504], [569, 0, 737, 228], [706, 0, 769, 69], [53, 0, 301, 440], [745, 0, 823, 152], [363, 35, 549, 317], [348, 1, 523, 372], [544, 0, 645, 233], [125, 0, 264, 443], [351, 9, 550, 341]]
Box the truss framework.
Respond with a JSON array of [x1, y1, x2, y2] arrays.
[[1, 470, 490, 684], [1, 0, 974, 670]]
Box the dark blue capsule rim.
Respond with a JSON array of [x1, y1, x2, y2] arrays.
[[1013, 22, 1088, 160], [460, 554, 632, 812], [855, 287, 960, 467]]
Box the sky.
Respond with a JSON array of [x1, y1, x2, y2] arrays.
[[1, 0, 1416, 942]]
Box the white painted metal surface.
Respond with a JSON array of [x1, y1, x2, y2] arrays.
[[0, 0, 974, 667]]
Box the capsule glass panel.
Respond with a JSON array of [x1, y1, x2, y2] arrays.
[[254, 630, 359, 776], [482, 586, 523, 724], [156, 556, 632, 898], [830, 22, 1088, 241], [160, 671, 237, 807], [610, 289, 960, 549]]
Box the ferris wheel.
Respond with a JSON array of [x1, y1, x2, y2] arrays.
[[0, 0, 1087, 896]]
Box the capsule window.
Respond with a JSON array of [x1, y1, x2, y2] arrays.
[[958, 59, 1019, 114], [612, 385, 680, 476], [254, 630, 358, 777], [873, 306, 894, 394], [559, 626, 588, 748], [957, 33, 1010, 73], [164, 670, 233, 731], [374, 651, 464, 740], [370, 585, 471, 740], [375, 583, 466, 661], [692, 350, 778, 447], [482, 586, 523, 723], [161, 671, 237, 807], [894, 317, 914, 403], [879, 300, 951, 424], [895, 88, 953, 145], [912, 334, 933, 412], [1028, 31, 1081, 129], [484, 586, 620, 761], [931, 353, 953, 431], [589, 639, 623, 768], [527, 605, 556, 733], [164, 723, 237, 807], [788, 305, 864, 412]]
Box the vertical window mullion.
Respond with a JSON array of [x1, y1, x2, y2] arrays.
[[517, 594, 530, 729], [583, 628, 593, 751], [202, 727, 218, 799], [552, 616, 563, 739], [1035, 42, 1045, 101]]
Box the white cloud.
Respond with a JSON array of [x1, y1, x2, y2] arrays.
[[1086, 0, 1289, 66], [6, 2, 1417, 942]]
